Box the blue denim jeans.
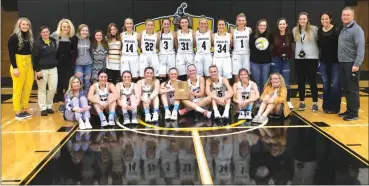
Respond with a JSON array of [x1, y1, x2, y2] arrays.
[[75, 64, 92, 91], [320, 62, 341, 112], [251, 62, 270, 94], [271, 57, 291, 101]]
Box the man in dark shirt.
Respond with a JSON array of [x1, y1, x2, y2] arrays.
[[337, 7, 365, 121]]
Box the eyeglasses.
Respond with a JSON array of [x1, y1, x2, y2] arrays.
[[259, 25, 267, 27]]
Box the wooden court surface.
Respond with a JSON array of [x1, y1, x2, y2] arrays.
[[1, 81, 368, 185]]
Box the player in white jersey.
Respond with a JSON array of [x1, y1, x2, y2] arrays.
[[178, 139, 197, 183], [120, 133, 142, 184], [176, 17, 195, 80], [106, 23, 122, 83], [208, 136, 233, 184], [232, 132, 254, 184], [137, 67, 160, 122], [158, 18, 177, 80], [87, 70, 118, 127], [206, 65, 234, 119], [179, 65, 212, 118], [139, 19, 160, 77], [141, 136, 161, 184], [120, 18, 140, 80], [212, 19, 233, 79], [116, 71, 139, 124], [160, 68, 180, 121], [194, 16, 213, 76], [160, 137, 179, 183], [233, 68, 260, 120], [231, 13, 252, 81]]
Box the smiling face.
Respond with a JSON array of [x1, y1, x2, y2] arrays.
[[271, 74, 281, 88], [61, 22, 70, 35], [239, 70, 249, 83], [122, 72, 132, 84], [95, 31, 103, 42], [341, 9, 354, 25], [162, 19, 171, 32], [180, 18, 189, 30], [98, 72, 108, 84], [217, 20, 226, 32], [278, 19, 287, 32], [80, 26, 89, 38], [237, 16, 246, 28], [299, 14, 308, 27], [71, 78, 82, 91], [258, 21, 267, 33], [19, 20, 30, 32], [187, 65, 197, 78], [168, 69, 178, 81], [209, 66, 218, 79], [125, 19, 134, 31], [144, 69, 154, 81], [145, 21, 154, 33], [199, 19, 208, 31], [40, 28, 50, 40], [321, 14, 332, 27], [110, 25, 117, 36]]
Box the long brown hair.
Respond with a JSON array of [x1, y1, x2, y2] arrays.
[[106, 23, 120, 42], [273, 18, 292, 47], [91, 30, 108, 50], [294, 12, 313, 41], [254, 19, 269, 38]]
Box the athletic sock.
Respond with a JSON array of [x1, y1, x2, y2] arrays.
[[173, 104, 179, 112], [144, 108, 150, 115], [98, 112, 106, 122], [108, 112, 115, 121], [164, 106, 169, 111]]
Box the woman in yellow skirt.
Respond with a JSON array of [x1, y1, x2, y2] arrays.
[[8, 17, 34, 120]]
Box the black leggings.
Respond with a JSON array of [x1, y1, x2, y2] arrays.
[[295, 59, 318, 102], [106, 69, 121, 84], [55, 58, 74, 102]]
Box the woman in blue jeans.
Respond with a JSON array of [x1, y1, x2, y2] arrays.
[[250, 19, 272, 94], [72, 24, 93, 91], [270, 18, 294, 109], [318, 12, 341, 114]]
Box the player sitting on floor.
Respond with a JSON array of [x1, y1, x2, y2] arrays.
[[252, 73, 290, 125], [64, 76, 92, 130], [206, 65, 234, 119], [116, 71, 140, 125], [233, 68, 260, 120], [87, 70, 118, 127], [179, 64, 212, 118], [160, 68, 180, 120], [137, 67, 161, 122]]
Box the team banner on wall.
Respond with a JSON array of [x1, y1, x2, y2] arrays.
[[134, 2, 236, 33]]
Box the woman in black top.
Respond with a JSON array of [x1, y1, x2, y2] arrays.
[[250, 19, 273, 93], [8, 17, 34, 120], [32, 26, 59, 116], [51, 18, 75, 112], [318, 13, 341, 114]]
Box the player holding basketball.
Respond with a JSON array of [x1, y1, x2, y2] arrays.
[[206, 65, 234, 119]]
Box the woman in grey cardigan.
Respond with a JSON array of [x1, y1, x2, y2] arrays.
[[293, 12, 319, 112]]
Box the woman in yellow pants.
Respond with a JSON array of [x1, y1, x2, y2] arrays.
[[8, 17, 35, 120]]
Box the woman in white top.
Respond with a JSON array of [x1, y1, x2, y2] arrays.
[[121, 18, 140, 80], [176, 17, 195, 80], [231, 13, 252, 82], [179, 64, 212, 118], [212, 19, 233, 79], [116, 71, 140, 125], [233, 68, 260, 120], [137, 67, 161, 122], [158, 18, 177, 81], [106, 23, 122, 84], [160, 68, 180, 121], [194, 15, 213, 77], [206, 65, 234, 119], [139, 19, 160, 78], [87, 70, 118, 127]]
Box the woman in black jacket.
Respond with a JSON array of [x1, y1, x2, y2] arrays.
[[33, 26, 59, 116]]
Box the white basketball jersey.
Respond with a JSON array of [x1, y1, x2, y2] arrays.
[[160, 139, 178, 178], [141, 31, 157, 54], [214, 32, 230, 57], [215, 158, 232, 180], [142, 80, 153, 98], [120, 82, 135, 97], [233, 27, 251, 54], [166, 81, 175, 102], [124, 158, 141, 180], [122, 32, 138, 56], [211, 77, 226, 97], [237, 81, 252, 100], [94, 83, 109, 101], [177, 30, 194, 54], [159, 32, 175, 55], [143, 158, 159, 180], [178, 150, 196, 181], [195, 30, 211, 54]]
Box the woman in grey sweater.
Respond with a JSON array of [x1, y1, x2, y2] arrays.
[[292, 12, 319, 112]]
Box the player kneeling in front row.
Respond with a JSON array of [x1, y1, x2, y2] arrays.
[[206, 65, 234, 119], [116, 71, 140, 125], [64, 76, 92, 129], [233, 68, 259, 120], [180, 65, 212, 118], [88, 70, 118, 127], [252, 73, 290, 125], [137, 67, 161, 122], [160, 68, 181, 120]]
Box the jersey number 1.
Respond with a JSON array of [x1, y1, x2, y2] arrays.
[[240, 40, 244, 48]]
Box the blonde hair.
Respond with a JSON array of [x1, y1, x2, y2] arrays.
[[12, 17, 34, 50], [236, 13, 247, 27], [264, 73, 286, 96], [145, 19, 154, 26], [198, 15, 208, 30], [55, 19, 75, 38], [123, 18, 134, 31], [66, 76, 82, 96], [294, 12, 313, 41], [76, 24, 89, 39]]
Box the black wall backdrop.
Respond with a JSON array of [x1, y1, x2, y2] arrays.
[[18, 0, 347, 83]]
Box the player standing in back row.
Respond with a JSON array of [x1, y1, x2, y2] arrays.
[[121, 18, 140, 81], [194, 15, 213, 77], [158, 18, 177, 82], [231, 13, 252, 82], [176, 16, 195, 80], [139, 19, 160, 78]]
